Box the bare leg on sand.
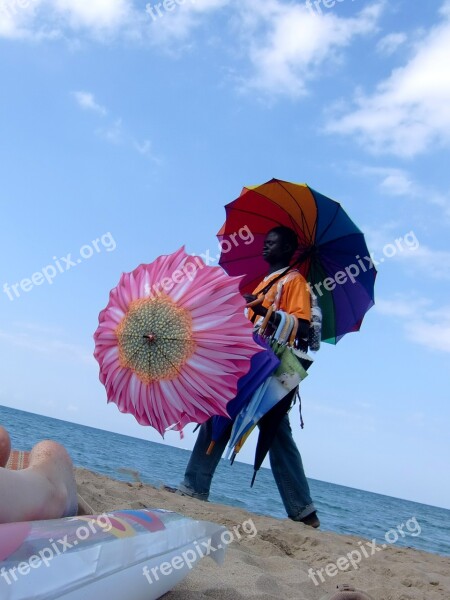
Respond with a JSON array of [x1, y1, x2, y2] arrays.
[[0, 426, 78, 524]]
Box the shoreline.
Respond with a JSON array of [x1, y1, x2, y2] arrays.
[[75, 467, 450, 600]]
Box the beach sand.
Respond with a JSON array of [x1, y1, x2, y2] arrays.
[[75, 468, 450, 600]]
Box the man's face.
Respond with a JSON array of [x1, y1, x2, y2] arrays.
[[262, 231, 287, 264]]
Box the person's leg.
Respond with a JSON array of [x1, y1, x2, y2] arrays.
[[179, 419, 231, 500], [28, 440, 78, 518], [269, 413, 318, 525], [0, 426, 11, 467], [0, 439, 78, 524]]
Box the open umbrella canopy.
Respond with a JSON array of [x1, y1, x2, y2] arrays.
[[93, 247, 262, 436], [218, 179, 376, 344]]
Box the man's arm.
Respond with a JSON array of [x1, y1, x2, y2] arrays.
[[245, 289, 309, 335]]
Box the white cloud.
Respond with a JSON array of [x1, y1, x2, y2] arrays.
[[73, 91, 107, 115], [0, 0, 383, 102], [145, 0, 228, 45], [398, 245, 450, 280], [133, 139, 162, 164], [376, 32, 407, 56], [375, 296, 450, 353], [134, 139, 151, 155], [52, 0, 130, 31], [0, 0, 42, 39], [407, 311, 450, 353], [238, 2, 383, 97], [369, 166, 414, 197], [326, 2, 450, 156], [351, 164, 450, 218], [94, 117, 163, 162], [5, 0, 379, 87], [0, 0, 135, 40], [71, 91, 160, 160], [356, 215, 449, 280], [96, 118, 123, 144], [0, 0, 229, 42]]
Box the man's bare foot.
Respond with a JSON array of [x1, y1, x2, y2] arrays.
[[0, 426, 11, 468]]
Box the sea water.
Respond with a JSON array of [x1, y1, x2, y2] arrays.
[[1, 404, 449, 557]]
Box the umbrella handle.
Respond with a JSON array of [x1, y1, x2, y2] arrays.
[[259, 305, 274, 336], [289, 318, 299, 346]]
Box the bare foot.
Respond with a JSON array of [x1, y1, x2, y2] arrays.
[[0, 438, 78, 523], [0, 426, 11, 468], [28, 441, 78, 519]]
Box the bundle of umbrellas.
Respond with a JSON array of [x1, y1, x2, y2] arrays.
[[94, 179, 376, 483]]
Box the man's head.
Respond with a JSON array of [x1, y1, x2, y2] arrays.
[[263, 226, 298, 266]]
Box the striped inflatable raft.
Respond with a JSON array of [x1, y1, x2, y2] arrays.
[[0, 509, 226, 600]]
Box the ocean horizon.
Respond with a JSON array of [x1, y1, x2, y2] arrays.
[[2, 404, 449, 558]]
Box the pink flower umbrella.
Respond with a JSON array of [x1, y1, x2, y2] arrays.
[[94, 247, 261, 436]]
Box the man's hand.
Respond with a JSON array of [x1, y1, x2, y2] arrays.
[[243, 294, 268, 317]]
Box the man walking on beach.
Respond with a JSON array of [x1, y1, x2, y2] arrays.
[[177, 226, 319, 528]]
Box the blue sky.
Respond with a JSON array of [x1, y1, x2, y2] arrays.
[[1, 0, 449, 509]]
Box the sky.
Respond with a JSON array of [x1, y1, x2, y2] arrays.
[[0, 0, 449, 510]]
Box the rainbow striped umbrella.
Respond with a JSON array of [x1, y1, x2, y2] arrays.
[[218, 179, 376, 343]]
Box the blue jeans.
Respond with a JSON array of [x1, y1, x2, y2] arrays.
[[179, 412, 316, 521]]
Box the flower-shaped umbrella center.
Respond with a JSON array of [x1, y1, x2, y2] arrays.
[[116, 296, 196, 384]]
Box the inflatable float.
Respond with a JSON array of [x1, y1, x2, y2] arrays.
[[0, 509, 226, 600]]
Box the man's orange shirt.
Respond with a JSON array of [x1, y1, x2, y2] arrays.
[[247, 269, 311, 322]]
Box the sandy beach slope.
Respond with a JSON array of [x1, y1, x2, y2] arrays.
[[76, 468, 450, 600]]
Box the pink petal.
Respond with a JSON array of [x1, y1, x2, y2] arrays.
[[94, 247, 261, 436]]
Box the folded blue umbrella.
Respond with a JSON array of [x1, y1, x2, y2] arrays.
[[208, 334, 279, 451]]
